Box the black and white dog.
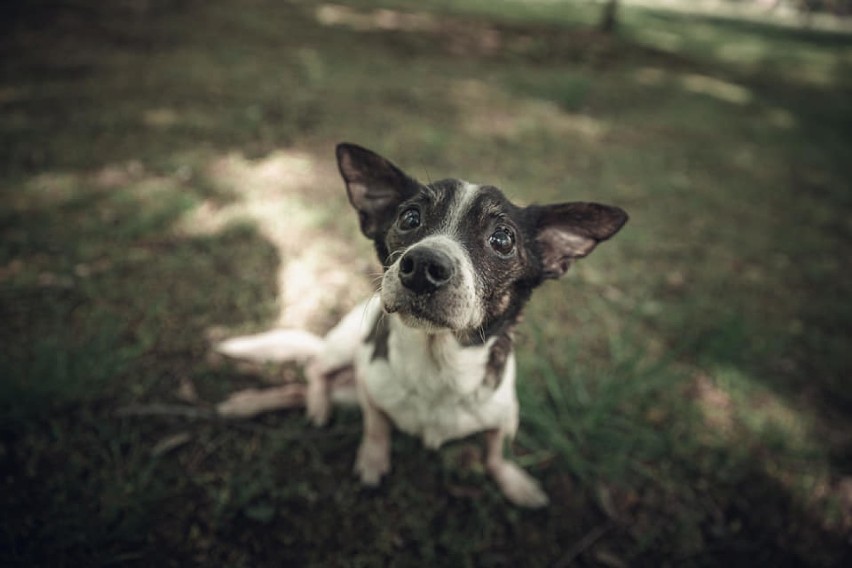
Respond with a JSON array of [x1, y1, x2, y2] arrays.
[[217, 143, 627, 507]]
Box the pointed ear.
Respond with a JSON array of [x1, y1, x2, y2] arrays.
[[532, 202, 628, 279], [336, 143, 421, 239]]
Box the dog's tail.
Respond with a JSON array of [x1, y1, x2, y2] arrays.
[[216, 329, 324, 363]]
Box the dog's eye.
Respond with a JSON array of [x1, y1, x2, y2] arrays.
[[489, 227, 515, 256], [398, 208, 421, 231]]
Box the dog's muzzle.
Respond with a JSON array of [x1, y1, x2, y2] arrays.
[[381, 236, 483, 331], [398, 247, 454, 295]]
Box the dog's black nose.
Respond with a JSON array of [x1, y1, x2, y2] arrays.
[[398, 248, 454, 294]]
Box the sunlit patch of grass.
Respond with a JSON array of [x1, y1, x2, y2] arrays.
[[350, 0, 601, 27], [622, 3, 852, 87], [692, 364, 826, 470], [679, 73, 753, 105]]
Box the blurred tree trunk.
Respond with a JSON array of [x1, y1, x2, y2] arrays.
[[600, 0, 619, 34]]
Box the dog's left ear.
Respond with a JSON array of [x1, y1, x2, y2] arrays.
[[336, 143, 420, 239], [532, 202, 628, 279]]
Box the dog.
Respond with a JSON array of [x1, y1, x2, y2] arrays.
[[216, 143, 627, 507]]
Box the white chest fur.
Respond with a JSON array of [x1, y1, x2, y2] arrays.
[[357, 308, 519, 449]]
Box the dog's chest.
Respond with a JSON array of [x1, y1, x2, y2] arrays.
[[359, 318, 518, 448]]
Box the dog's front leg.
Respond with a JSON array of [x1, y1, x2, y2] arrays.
[[355, 384, 392, 486], [485, 429, 549, 508]]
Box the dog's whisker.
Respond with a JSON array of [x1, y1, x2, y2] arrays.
[[377, 310, 389, 327], [358, 298, 377, 331]]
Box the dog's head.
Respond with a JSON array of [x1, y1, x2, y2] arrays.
[[336, 143, 628, 342]]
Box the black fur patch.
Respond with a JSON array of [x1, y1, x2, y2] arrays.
[[483, 327, 515, 389], [381, 179, 461, 266], [366, 311, 390, 361], [451, 187, 542, 346]]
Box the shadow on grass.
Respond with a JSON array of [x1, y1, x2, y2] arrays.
[[0, 160, 282, 564]]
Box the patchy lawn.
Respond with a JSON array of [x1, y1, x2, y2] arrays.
[[1, 0, 850, 565]]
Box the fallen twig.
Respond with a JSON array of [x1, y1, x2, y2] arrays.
[[553, 521, 617, 568]]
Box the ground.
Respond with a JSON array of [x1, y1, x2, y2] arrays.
[[1, 0, 851, 566]]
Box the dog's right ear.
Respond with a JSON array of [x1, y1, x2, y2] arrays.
[[336, 143, 421, 239]]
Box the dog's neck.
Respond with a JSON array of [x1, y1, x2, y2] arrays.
[[367, 308, 517, 393]]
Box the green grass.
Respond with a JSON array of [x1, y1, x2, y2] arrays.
[[2, 0, 851, 565]]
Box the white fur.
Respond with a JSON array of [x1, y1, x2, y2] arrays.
[[312, 297, 380, 373], [217, 329, 324, 363], [442, 180, 480, 233], [308, 294, 518, 449], [355, 309, 518, 449]]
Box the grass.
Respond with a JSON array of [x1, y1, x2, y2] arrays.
[[1, 0, 851, 565]]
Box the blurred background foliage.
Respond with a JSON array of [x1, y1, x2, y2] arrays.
[[1, 0, 850, 566]]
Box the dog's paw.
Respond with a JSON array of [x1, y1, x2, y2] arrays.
[[491, 462, 550, 508], [354, 440, 390, 486]]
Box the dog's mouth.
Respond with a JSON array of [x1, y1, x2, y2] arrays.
[[383, 297, 457, 331]]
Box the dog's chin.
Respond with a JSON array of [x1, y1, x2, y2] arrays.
[[382, 293, 472, 333], [384, 302, 454, 332], [397, 311, 448, 332]]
